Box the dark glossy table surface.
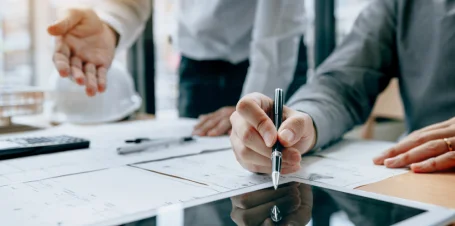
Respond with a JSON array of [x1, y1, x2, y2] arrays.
[[124, 182, 426, 226]]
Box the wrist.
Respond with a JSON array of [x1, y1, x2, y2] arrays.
[[298, 111, 318, 153]]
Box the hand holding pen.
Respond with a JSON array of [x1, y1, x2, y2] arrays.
[[229, 92, 317, 179]]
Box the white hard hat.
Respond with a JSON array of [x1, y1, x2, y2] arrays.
[[47, 60, 142, 124]]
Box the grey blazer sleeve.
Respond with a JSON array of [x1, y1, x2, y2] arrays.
[[287, 0, 398, 150]]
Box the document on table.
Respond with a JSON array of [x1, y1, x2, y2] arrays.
[[289, 156, 407, 189], [315, 139, 396, 164], [0, 119, 232, 186], [134, 150, 272, 193], [134, 141, 408, 191], [0, 166, 219, 226]]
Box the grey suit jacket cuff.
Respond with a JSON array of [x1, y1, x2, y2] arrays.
[[289, 102, 335, 152]]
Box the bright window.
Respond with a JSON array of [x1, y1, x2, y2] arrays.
[[0, 0, 33, 86]]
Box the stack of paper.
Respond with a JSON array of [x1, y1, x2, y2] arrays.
[[0, 166, 219, 226]]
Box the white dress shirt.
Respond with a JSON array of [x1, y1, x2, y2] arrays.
[[92, 0, 306, 98]]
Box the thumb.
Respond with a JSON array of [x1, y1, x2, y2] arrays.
[[278, 110, 315, 148], [48, 9, 84, 36]]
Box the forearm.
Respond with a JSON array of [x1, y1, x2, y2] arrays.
[[242, 0, 306, 98], [287, 0, 397, 150], [288, 73, 377, 150]]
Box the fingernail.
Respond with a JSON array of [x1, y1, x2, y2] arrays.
[[280, 129, 295, 144], [76, 78, 85, 85], [263, 132, 274, 147], [59, 69, 69, 76]]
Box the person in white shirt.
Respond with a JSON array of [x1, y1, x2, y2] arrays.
[[47, 0, 307, 136]]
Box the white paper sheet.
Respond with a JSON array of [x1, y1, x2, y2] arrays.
[[0, 166, 219, 226], [135, 150, 271, 193], [289, 156, 407, 189], [304, 139, 408, 188], [315, 139, 395, 164], [0, 119, 232, 186]]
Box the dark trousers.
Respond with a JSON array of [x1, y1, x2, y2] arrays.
[[178, 36, 308, 118], [178, 57, 249, 118]]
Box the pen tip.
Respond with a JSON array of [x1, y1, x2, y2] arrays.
[[272, 172, 280, 190]]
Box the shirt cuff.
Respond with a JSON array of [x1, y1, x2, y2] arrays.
[[95, 10, 145, 52]]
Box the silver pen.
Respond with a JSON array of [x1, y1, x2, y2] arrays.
[[271, 88, 284, 190], [117, 137, 194, 155]]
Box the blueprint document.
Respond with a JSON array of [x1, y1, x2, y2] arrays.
[[135, 140, 408, 190], [289, 156, 407, 189], [0, 166, 219, 226], [0, 119, 232, 186]]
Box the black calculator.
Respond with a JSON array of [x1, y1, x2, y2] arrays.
[[0, 135, 90, 160]]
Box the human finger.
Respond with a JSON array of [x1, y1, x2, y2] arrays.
[[281, 185, 313, 226], [207, 118, 231, 136], [47, 8, 85, 36], [193, 114, 222, 136], [230, 122, 300, 173], [233, 129, 301, 166], [84, 63, 97, 96], [374, 126, 455, 165], [70, 56, 85, 85], [415, 120, 452, 134], [383, 138, 454, 168], [53, 39, 71, 77], [231, 111, 271, 158], [231, 131, 273, 167], [97, 66, 107, 92], [236, 93, 276, 147], [194, 113, 213, 130], [278, 110, 316, 152], [411, 150, 455, 173]]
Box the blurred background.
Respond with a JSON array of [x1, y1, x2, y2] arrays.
[[0, 0, 370, 115], [0, 0, 404, 140]]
